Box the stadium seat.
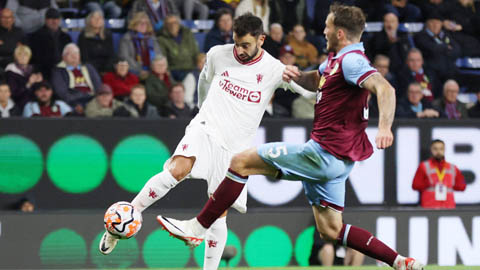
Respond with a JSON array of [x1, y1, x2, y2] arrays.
[[365, 22, 383, 32], [67, 30, 81, 44], [194, 32, 207, 52], [61, 18, 85, 29], [399, 23, 424, 33], [112, 32, 123, 52], [106, 18, 125, 29]]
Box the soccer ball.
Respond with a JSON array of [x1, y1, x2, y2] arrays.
[[103, 201, 142, 239]]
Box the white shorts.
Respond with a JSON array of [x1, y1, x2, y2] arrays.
[[164, 122, 248, 213]]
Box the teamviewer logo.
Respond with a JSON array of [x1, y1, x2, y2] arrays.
[[247, 91, 261, 103]]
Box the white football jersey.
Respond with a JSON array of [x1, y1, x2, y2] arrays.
[[191, 44, 290, 153]]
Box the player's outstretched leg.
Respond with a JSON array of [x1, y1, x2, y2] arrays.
[[99, 156, 194, 254], [203, 216, 227, 270], [313, 206, 424, 270]]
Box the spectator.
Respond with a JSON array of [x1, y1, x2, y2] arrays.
[[144, 55, 173, 110], [204, 8, 233, 52], [467, 89, 480, 117], [119, 11, 163, 79], [18, 197, 34, 212], [6, 0, 58, 33], [292, 94, 315, 119], [115, 84, 159, 117], [5, 45, 42, 109], [433, 79, 469, 119], [367, 12, 411, 73], [418, 0, 450, 20], [312, 0, 355, 36], [192, 53, 205, 106], [414, 9, 461, 82], [269, 0, 306, 33], [23, 81, 72, 117], [262, 23, 285, 59], [81, 0, 123, 18], [384, 0, 422, 22], [128, 0, 179, 31], [157, 14, 199, 106], [172, 0, 209, 20], [263, 94, 289, 118], [51, 43, 102, 109], [78, 11, 115, 74], [397, 48, 440, 101], [85, 84, 126, 117], [412, 139, 466, 209], [274, 45, 298, 114], [396, 82, 441, 118], [0, 82, 20, 117], [310, 229, 364, 266], [29, 8, 72, 80], [442, 0, 480, 57], [102, 57, 140, 99], [207, 0, 240, 12], [162, 82, 193, 118], [0, 8, 25, 69], [287, 24, 318, 70], [235, 0, 270, 33], [372, 54, 398, 91]]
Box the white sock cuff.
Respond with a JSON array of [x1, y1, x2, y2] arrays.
[[160, 170, 179, 188], [210, 216, 227, 228]]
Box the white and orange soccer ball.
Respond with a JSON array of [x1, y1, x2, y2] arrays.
[[103, 201, 142, 239]]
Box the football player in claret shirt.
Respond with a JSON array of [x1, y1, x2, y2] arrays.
[[159, 4, 424, 270], [99, 13, 313, 270], [412, 139, 466, 208]]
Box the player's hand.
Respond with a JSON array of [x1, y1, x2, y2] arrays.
[[282, 65, 301, 83], [375, 128, 393, 149]]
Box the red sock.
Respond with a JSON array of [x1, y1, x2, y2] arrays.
[[337, 224, 398, 266], [196, 170, 246, 228]]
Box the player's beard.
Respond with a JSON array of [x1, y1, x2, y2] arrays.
[[326, 33, 339, 53], [238, 46, 259, 63]]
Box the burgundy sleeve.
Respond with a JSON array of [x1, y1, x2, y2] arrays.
[[453, 166, 466, 191]]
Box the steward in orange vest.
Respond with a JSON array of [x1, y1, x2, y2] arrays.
[[412, 140, 466, 208]]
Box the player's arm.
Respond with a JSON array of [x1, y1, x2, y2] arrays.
[[287, 81, 317, 99], [361, 73, 396, 149], [197, 48, 216, 108], [283, 65, 319, 92]]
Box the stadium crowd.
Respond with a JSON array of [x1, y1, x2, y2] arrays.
[[0, 0, 479, 119]]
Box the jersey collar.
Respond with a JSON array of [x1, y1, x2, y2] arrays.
[[233, 47, 264, 66], [333, 42, 365, 59]]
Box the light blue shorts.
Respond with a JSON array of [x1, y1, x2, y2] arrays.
[[257, 139, 354, 210]]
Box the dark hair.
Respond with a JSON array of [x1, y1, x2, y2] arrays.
[[233, 13, 264, 37], [215, 8, 233, 27], [431, 139, 445, 146], [329, 3, 366, 40], [169, 82, 185, 94]]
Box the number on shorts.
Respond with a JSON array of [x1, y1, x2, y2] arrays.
[[268, 145, 288, 158]]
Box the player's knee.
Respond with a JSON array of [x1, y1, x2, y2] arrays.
[[168, 157, 194, 180], [168, 166, 188, 181], [229, 154, 249, 175], [317, 222, 343, 242]]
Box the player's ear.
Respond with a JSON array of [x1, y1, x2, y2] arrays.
[[257, 34, 266, 46]]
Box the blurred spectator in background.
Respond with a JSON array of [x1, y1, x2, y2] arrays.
[[417, 0, 449, 20], [157, 14, 199, 107], [23, 81, 71, 117], [29, 8, 71, 80], [373, 54, 398, 91], [52, 43, 102, 110], [262, 23, 285, 59], [145, 55, 172, 110], [287, 24, 318, 70], [442, 0, 480, 57], [115, 84, 159, 117], [162, 82, 193, 118], [119, 12, 163, 79], [81, 0, 123, 18], [0, 0, 6, 8], [78, 11, 115, 74], [412, 139, 466, 209], [397, 48, 440, 101], [192, 53, 205, 106], [356, 0, 386, 21], [263, 94, 289, 118], [128, 0, 179, 31], [0, 82, 20, 117], [172, 0, 209, 20], [103, 57, 139, 99], [274, 45, 298, 114], [207, 0, 239, 12], [5, 45, 42, 109], [312, 0, 355, 36], [310, 229, 364, 266], [367, 12, 411, 73], [468, 89, 480, 117], [384, 0, 422, 22], [85, 84, 126, 117], [414, 9, 461, 82], [18, 197, 34, 212], [396, 82, 440, 118], [433, 79, 468, 119], [6, 0, 58, 33], [204, 8, 233, 52], [235, 0, 270, 33], [269, 0, 306, 33], [292, 93, 315, 119], [0, 8, 25, 69]]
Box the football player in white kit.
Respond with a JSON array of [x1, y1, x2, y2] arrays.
[[99, 13, 314, 270]]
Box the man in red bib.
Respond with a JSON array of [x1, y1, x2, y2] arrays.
[[412, 139, 466, 208]]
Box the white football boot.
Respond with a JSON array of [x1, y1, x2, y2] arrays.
[[157, 215, 205, 247], [99, 231, 119, 255], [394, 257, 425, 270]]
